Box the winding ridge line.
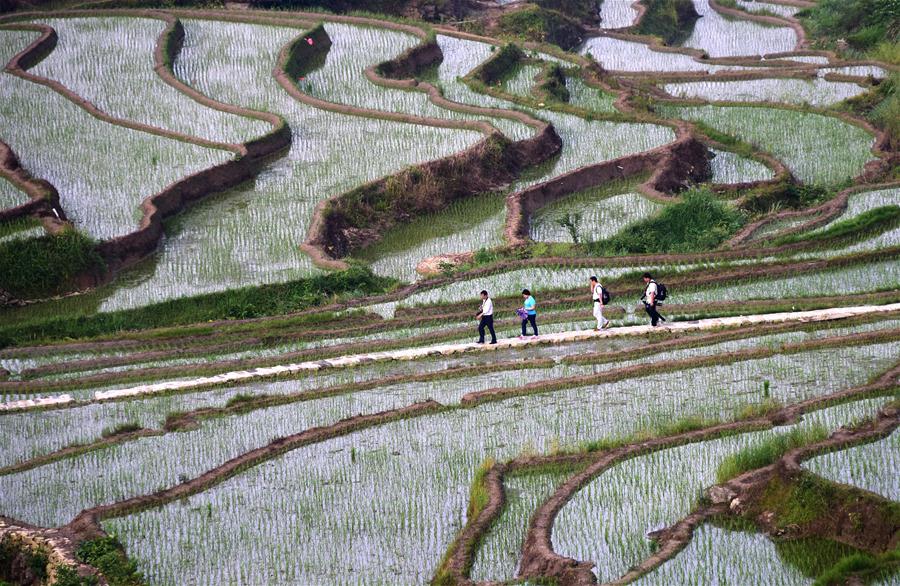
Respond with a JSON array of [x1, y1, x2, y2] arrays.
[[65, 400, 444, 536], [434, 364, 900, 585], [271, 22, 562, 268], [606, 398, 900, 585]]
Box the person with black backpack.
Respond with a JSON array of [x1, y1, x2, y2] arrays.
[[641, 272, 667, 327], [590, 276, 611, 330]]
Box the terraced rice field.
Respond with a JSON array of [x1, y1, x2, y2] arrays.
[[0, 3, 898, 586]]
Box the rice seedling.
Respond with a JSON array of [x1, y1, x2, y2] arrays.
[[565, 76, 618, 113], [708, 148, 774, 183], [580, 36, 751, 73], [303, 23, 533, 140], [678, 258, 900, 303], [632, 522, 821, 584], [80, 341, 899, 585], [501, 63, 544, 97], [554, 398, 885, 582], [803, 427, 898, 501], [658, 104, 877, 184], [0, 28, 39, 65], [733, 0, 801, 17], [663, 78, 868, 107], [0, 37, 233, 241], [92, 19, 483, 311], [30, 17, 270, 143], [823, 65, 888, 79], [813, 188, 900, 234], [0, 176, 29, 210], [681, 0, 797, 58], [599, 0, 642, 29], [470, 470, 571, 581], [529, 183, 664, 243], [784, 55, 832, 64], [432, 35, 522, 111], [357, 191, 507, 282]]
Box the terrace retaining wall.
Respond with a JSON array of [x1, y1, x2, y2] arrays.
[[2, 16, 292, 282], [0, 140, 66, 229], [504, 134, 711, 246], [0, 517, 104, 585], [282, 23, 563, 266]]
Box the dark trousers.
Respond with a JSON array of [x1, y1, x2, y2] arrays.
[[521, 314, 538, 336], [478, 315, 496, 343], [644, 302, 666, 326]]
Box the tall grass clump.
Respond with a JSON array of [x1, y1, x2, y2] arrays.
[[716, 425, 828, 482], [813, 548, 900, 586], [0, 265, 395, 348], [585, 189, 745, 254], [635, 0, 701, 45], [0, 229, 105, 300]]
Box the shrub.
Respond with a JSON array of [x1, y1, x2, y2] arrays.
[[800, 0, 899, 49], [55, 566, 99, 586], [497, 6, 585, 50], [635, 0, 701, 45], [586, 189, 745, 254], [538, 63, 570, 102], [75, 537, 143, 586], [0, 228, 105, 299]]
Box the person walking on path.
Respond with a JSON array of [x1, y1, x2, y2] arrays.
[[476, 290, 497, 344], [519, 289, 538, 338], [642, 272, 666, 327], [590, 276, 610, 330]]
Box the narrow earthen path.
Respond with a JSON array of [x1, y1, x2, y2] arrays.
[[3, 303, 896, 411]]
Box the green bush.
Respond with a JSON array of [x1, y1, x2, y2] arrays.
[[474, 43, 524, 84], [75, 537, 143, 586], [55, 566, 99, 586], [497, 6, 585, 50], [586, 189, 745, 254], [538, 63, 570, 102], [800, 0, 899, 49], [0, 228, 105, 299], [635, 0, 701, 45]]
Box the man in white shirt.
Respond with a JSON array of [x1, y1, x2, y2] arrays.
[[642, 272, 666, 327], [476, 290, 497, 344], [590, 276, 610, 330]]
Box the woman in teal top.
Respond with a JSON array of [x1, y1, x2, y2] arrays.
[[520, 289, 538, 337]]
